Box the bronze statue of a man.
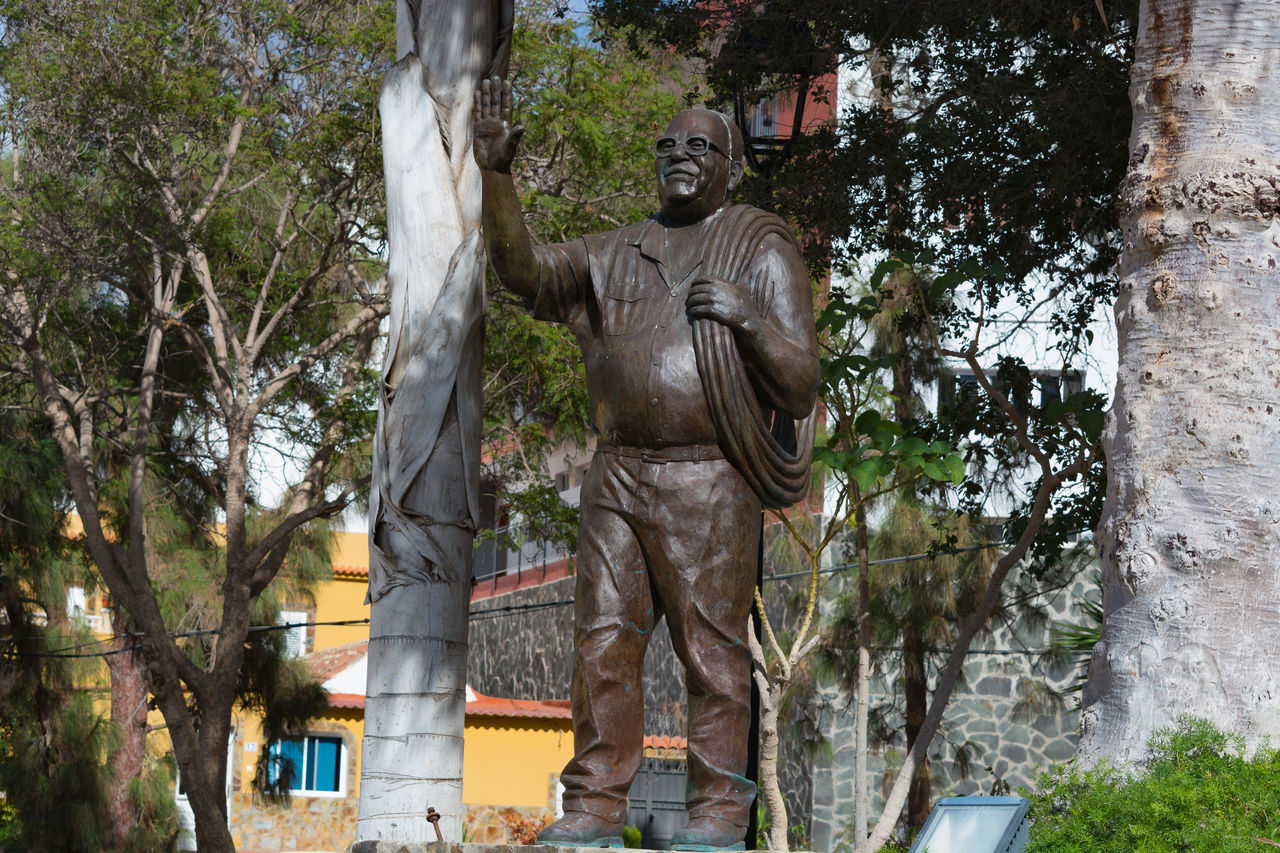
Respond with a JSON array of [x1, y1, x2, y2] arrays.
[[474, 77, 819, 852]]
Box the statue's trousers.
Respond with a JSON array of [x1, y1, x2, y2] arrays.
[[560, 447, 760, 828]]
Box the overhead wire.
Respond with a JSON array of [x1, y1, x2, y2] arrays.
[[0, 618, 373, 660], [5, 534, 1089, 658]]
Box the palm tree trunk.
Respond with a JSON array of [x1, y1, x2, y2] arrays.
[[852, 498, 871, 846], [358, 1, 511, 842]]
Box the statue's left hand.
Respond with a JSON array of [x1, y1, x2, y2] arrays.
[[686, 276, 760, 333]]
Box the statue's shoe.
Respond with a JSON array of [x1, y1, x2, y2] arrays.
[[536, 811, 626, 848], [670, 818, 748, 851]]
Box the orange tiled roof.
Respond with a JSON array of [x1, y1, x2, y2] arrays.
[[303, 645, 682, 749], [312, 687, 574, 719], [331, 562, 368, 578], [323, 692, 683, 750], [466, 690, 572, 720], [303, 642, 573, 720], [327, 692, 365, 709], [304, 639, 369, 681]]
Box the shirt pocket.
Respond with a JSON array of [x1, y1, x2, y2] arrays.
[[601, 280, 648, 336]]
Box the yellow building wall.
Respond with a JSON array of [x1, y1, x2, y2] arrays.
[[224, 710, 568, 810], [462, 718, 573, 808], [311, 530, 372, 651], [310, 576, 370, 651], [228, 707, 364, 853]]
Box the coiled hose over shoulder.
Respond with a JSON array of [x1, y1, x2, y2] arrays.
[[693, 206, 815, 509]]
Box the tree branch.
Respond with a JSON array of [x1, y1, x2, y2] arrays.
[[245, 298, 386, 422]]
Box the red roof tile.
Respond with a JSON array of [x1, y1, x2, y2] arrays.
[[305, 646, 675, 744], [317, 679, 682, 753], [465, 689, 572, 720], [304, 639, 369, 682], [643, 734, 688, 750], [320, 689, 574, 719], [328, 692, 365, 709]]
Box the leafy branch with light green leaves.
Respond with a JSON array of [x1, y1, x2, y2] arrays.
[[750, 273, 966, 851]]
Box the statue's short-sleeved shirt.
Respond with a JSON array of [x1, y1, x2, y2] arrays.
[[526, 206, 813, 449]]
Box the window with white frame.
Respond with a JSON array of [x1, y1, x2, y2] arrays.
[[277, 609, 308, 658], [267, 734, 346, 796]]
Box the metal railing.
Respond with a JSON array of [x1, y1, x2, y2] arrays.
[[473, 524, 567, 591]]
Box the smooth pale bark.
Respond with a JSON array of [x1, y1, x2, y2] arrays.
[[359, 1, 511, 842], [748, 517, 825, 853], [748, 601, 822, 853], [852, 500, 870, 847], [1077, 0, 1280, 765]]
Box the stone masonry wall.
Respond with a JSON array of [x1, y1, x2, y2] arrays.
[[231, 791, 360, 853], [809, 571, 1093, 851]]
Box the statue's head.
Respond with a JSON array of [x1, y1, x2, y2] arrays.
[[654, 108, 746, 224]]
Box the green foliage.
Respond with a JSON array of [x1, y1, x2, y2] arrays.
[[0, 1, 390, 846], [869, 254, 1108, 580], [814, 283, 964, 498], [753, 801, 774, 850], [479, 479, 581, 563], [0, 393, 178, 852], [510, 0, 681, 243], [124, 756, 181, 853], [0, 678, 178, 853], [0, 405, 104, 852], [820, 497, 996, 791], [591, 0, 1134, 338], [754, 801, 812, 851], [622, 824, 643, 848], [0, 691, 113, 852], [1028, 717, 1280, 852], [1044, 573, 1103, 697], [0, 796, 17, 847], [814, 249, 1106, 830]]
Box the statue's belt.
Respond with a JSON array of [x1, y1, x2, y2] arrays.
[[596, 442, 725, 464]]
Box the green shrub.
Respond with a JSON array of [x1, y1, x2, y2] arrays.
[[1028, 716, 1280, 852]]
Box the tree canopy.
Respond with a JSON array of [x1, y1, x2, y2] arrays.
[[0, 1, 391, 849], [592, 0, 1136, 338]]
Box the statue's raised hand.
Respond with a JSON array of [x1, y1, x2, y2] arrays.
[[473, 76, 524, 174]]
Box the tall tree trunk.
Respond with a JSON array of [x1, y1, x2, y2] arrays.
[[358, 1, 512, 842], [852, 498, 871, 846], [105, 616, 149, 850], [901, 630, 930, 830], [1077, 0, 1280, 765]]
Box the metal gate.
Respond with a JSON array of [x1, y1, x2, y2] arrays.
[[627, 758, 688, 850]]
